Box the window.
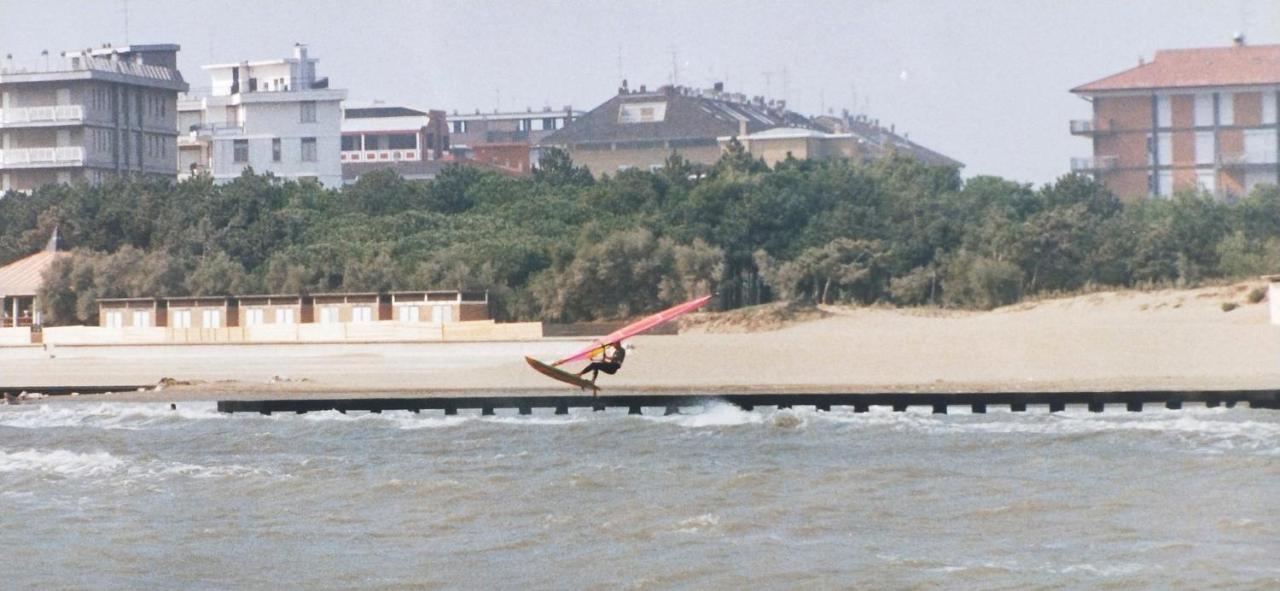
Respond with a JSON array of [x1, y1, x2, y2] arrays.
[[1195, 131, 1214, 165], [1194, 93, 1214, 127], [1157, 170, 1173, 198], [272, 138, 282, 162], [300, 101, 317, 123], [431, 305, 452, 324], [388, 134, 416, 149], [352, 306, 373, 323], [619, 101, 668, 123], [1265, 93, 1277, 125], [319, 306, 339, 324], [341, 135, 360, 151], [1219, 92, 1234, 126], [105, 311, 123, 328], [1196, 170, 1216, 195], [1157, 133, 1172, 166], [543, 117, 558, 130], [226, 105, 239, 126], [201, 309, 221, 328], [132, 310, 150, 328], [172, 310, 192, 329], [275, 308, 295, 325], [452, 121, 466, 134], [399, 306, 420, 322], [1245, 129, 1278, 163], [244, 309, 264, 326], [233, 139, 249, 163], [301, 137, 317, 162]]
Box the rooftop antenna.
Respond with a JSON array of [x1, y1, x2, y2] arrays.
[[763, 71, 774, 98], [669, 48, 679, 86], [781, 67, 790, 102], [122, 0, 130, 45]]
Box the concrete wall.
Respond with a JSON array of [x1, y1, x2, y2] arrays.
[[27, 320, 541, 345], [0, 327, 31, 345]]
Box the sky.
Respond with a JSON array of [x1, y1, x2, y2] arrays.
[[1, 0, 1277, 185]]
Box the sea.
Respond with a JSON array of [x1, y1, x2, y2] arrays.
[[1, 399, 1277, 590]]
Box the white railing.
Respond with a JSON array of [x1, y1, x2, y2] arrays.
[[341, 149, 420, 162], [1070, 156, 1118, 171], [188, 122, 244, 137], [1069, 118, 1111, 135], [0, 146, 85, 166], [0, 105, 84, 125]]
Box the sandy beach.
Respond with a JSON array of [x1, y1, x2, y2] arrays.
[[6, 282, 1279, 402]]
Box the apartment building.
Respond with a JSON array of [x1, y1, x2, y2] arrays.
[[448, 106, 581, 172], [340, 103, 449, 183], [1071, 37, 1280, 200], [0, 44, 187, 192], [538, 82, 814, 176], [178, 45, 347, 187]]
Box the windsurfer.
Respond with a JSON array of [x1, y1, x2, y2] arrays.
[[577, 341, 626, 384]]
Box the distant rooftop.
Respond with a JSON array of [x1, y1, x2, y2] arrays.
[[1073, 39, 1280, 93], [345, 106, 428, 119]]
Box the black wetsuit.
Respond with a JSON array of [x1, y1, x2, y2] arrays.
[[582, 345, 625, 377]]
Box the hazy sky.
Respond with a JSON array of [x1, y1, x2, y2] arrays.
[[1, 0, 1277, 184]]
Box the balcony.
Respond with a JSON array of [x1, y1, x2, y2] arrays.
[[1219, 151, 1278, 168], [1070, 156, 1118, 172], [0, 146, 85, 168], [1069, 118, 1113, 136], [0, 105, 84, 127], [341, 149, 420, 163]]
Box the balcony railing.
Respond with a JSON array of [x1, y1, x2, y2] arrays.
[[187, 122, 244, 137], [0, 105, 84, 126], [1070, 156, 1118, 172], [1219, 151, 1278, 167], [1069, 118, 1114, 135], [341, 149, 420, 162], [0, 146, 85, 167]]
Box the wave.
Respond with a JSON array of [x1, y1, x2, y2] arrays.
[[0, 447, 273, 482], [0, 402, 224, 431]]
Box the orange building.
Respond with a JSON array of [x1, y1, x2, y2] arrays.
[[1071, 37, 1280, 200]]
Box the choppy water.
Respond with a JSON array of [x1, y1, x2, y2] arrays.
[[1, 400, 1277, 590]]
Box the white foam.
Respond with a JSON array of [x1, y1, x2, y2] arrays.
[[641, 402, 764, 427], [0, 447, 273, 482], [0, 448, 123, 476], [0, 402, 223, 431]]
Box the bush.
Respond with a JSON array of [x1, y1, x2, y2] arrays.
[[1247, 286, 1267, 304], [889, 266, 938, 306], [942, 252, 1023, 310], [1222, 302, 1239, 312]]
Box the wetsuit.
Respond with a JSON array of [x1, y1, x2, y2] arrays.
[[580, 344, 625, 380]]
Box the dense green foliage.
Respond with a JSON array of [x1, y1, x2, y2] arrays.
[[4, 150, 1279, 325]]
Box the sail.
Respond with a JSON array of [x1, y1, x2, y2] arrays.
[[552, 295, 713, 367]]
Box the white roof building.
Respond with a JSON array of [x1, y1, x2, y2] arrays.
[[177, 44, 346, 187]]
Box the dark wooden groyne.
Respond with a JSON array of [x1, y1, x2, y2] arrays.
[[217, 389, 1280, 415], [2, 385, 151, 396]]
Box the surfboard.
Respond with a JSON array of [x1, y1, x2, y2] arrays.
[[551, 294, 713, 367], [525, 356, 600, 392]]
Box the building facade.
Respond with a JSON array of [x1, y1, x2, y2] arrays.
[[538, 82, 814, 177], [448, 106, 581, 172], [0, 44, 187, 192], [340, 104, 449, 183], [1071, 38, 1280, 200], [178, 45, 346, 187]]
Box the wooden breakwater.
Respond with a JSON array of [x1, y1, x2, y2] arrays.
[[216, 389, 1280, 415]]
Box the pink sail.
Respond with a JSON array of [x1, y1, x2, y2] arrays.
[[552, 294, 713, 367]]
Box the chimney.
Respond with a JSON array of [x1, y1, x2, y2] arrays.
[[713, 81, 724, 92]]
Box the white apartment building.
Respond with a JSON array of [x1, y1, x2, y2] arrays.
[[0, 44, 187, 192], [178, 45, 346, 187]]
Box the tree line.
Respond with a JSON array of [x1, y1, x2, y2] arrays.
[[3, 145, 1278, 325]]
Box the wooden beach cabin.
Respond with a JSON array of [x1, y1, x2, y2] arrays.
[[97, 298, 166, 328]]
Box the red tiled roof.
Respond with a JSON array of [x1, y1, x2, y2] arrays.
[[1072, 43, 1280, 93], [0, 250, 70, 297]]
